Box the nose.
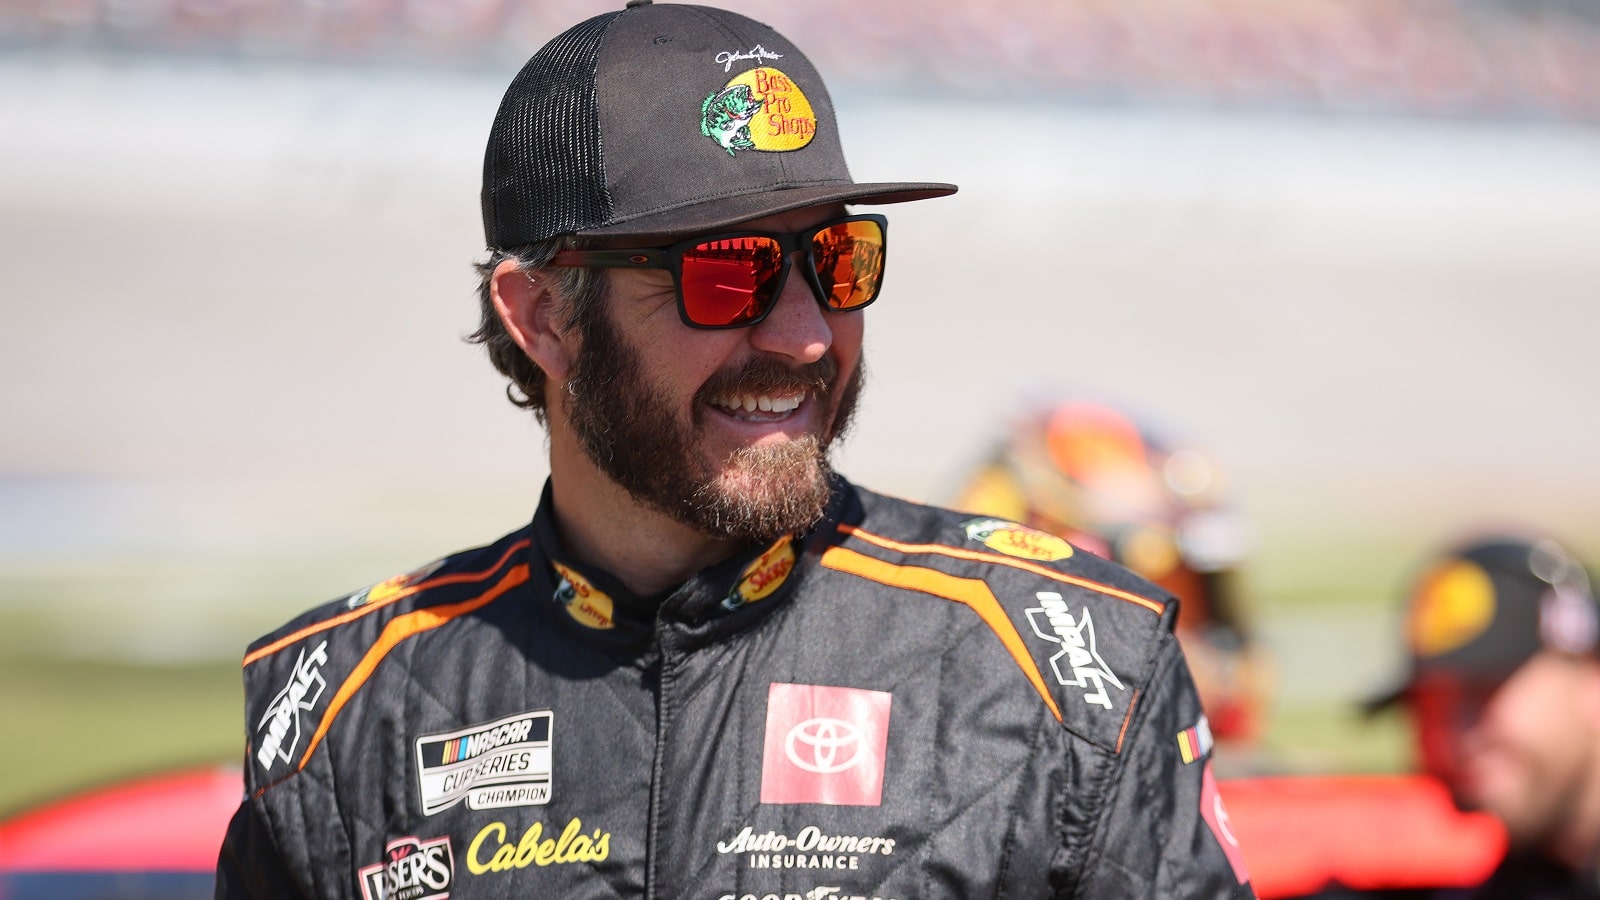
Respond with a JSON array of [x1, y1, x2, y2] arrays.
[[747, 253, 833, 364]]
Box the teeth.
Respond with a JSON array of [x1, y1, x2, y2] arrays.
[[713, 393, 804, 415]]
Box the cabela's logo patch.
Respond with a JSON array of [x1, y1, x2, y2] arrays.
[[553, 561, 614, 630], [724, 537, 796, 610], [358, 835, 453, 900], [962, 517, 1074, 562], [466, 817, 610, 875], [700, 67, 816, 156], [415, 710, 554, 816], [1024, 591, 1125, 709]]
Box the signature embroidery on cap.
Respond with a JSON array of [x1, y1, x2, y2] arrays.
[[715, 45, 784, 73], [700, 68, 816, 156]]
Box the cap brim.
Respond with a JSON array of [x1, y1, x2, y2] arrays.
[[576, 181, 958, 240], [1360, 681, 1409, 717]]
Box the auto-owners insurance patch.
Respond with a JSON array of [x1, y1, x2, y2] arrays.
[[415, 709, 553, 816]]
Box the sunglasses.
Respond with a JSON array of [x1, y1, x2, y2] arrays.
[[550, 214, 887, 330]]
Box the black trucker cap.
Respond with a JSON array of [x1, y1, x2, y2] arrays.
[[482, 0, 958, 249], [1366, 534, 1599, 713]]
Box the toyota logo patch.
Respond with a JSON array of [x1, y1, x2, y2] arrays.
[[760, 683, 891, 806], [785, 717, 865, 774]]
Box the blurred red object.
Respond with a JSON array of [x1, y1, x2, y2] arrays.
[[1220, 773, 1508, 898], [0, 765, 239, 871], [0, 766, 1506, 898]]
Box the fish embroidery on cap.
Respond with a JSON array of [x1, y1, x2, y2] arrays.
[[700, 59, 817, 156]]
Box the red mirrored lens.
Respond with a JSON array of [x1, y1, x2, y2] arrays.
[[811, 219, 885, 310], [680, 237, 784, 327]]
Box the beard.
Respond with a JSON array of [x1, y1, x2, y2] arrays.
[[562, 304, 864, 543]]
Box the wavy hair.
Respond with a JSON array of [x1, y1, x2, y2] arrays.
[[467, 238, 606, 422]]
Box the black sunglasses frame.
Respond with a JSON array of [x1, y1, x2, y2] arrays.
[[549, 213, 888, 330]]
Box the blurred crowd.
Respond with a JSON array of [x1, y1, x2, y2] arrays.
[[4, 0, 1599, 120]]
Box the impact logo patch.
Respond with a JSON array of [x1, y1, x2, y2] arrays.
[[761, 683, 891, 807], [962, 517, 1074, 562], [255, 640, 330, 771], [415, 710, 553, 816], [359, 835, 454, 900], [724, 537, 796, 611], [553, 561, 614, 630], [700, 66, 816, 156], [1024, 592, 1125, 709]]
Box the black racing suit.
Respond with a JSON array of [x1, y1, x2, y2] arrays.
[[217, 479, 1256, 898]]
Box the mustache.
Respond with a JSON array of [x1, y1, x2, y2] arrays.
[[695, 356, 838, 405]]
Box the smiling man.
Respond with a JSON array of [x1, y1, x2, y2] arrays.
[[1370, 534, 1600, 898], [215, 3, 1254, 898]]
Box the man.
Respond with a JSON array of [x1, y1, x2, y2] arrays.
[[216, 3, 1254, 897], [1369, 534, 1600, 897], [947, 396, 1268, 769]]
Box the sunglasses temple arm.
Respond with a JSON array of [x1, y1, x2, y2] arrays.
[[550, 248, 669, 269]]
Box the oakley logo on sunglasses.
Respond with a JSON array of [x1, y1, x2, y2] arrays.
[[551, 215, 888, 331], [700, 67, 816, 156]]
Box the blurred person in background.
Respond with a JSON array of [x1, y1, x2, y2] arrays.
[[214, 2, 1254, 897], [949, 397, 1270, 771], [1368, 534, 1600, 898]]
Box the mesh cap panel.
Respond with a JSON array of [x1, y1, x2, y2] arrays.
[[482, 12, 620, 249]]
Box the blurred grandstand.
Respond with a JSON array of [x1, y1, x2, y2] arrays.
[[4, 0, 1598, 120]]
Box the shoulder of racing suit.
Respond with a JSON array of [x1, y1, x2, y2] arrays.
[[823, 486, 1179, 753], [236, 526, 533, 798]]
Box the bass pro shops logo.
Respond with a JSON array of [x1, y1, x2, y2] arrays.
[[962, 518, 1074, 562], [700, 63, 817, 156], [1024, 592, 1125, 709], [358, 835, 454, 900], [255, 640, 330, 771]]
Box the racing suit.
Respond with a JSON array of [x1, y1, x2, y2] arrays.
[[216, 478, 1256, 898]]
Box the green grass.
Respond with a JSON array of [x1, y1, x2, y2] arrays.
[[0, 655, 242, 816]]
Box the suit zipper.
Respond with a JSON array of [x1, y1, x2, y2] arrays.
[[644, 627, 679, 900]]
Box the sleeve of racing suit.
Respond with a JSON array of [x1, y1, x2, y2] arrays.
[[215, 798, 308, 900], [1072, 631, 1257, 898]]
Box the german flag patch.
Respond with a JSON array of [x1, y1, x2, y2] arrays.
[[1177, 714, 1214, 765]]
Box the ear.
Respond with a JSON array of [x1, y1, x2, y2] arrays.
[[490, 259, 575, 384]]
